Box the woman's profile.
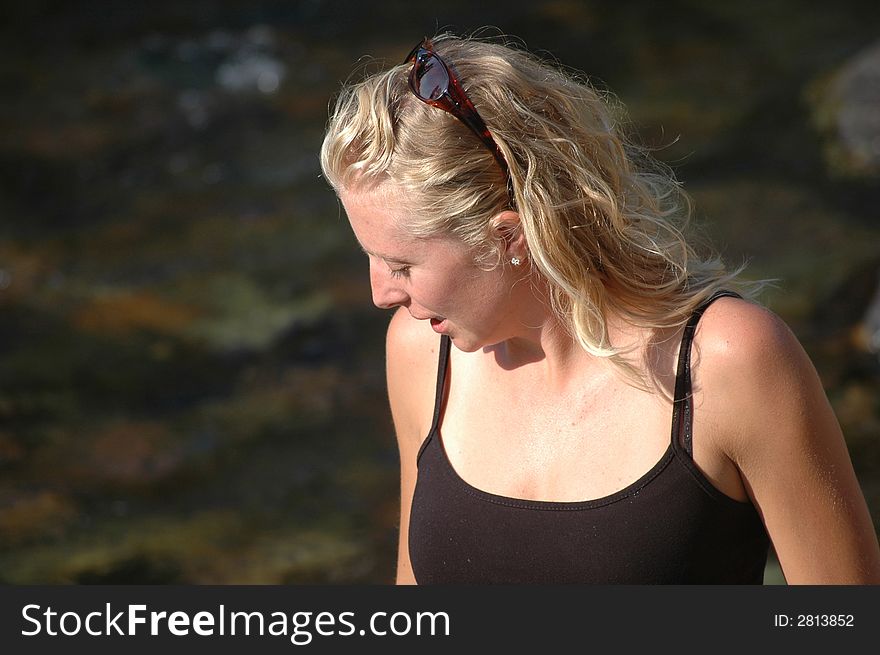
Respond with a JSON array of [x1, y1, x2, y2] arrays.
[[320, 33, 880, 584]]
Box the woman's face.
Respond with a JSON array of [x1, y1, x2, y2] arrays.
[[339, 185, 524, 352]]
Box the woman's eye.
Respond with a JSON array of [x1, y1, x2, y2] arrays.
[[388, 265, 411, 279]]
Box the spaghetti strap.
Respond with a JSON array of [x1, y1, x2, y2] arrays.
[[416, 335, 451, 462], [671, 290, 742, 456]]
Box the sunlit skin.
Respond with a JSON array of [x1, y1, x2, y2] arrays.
[[339, 182, 880, 586], [339, 183, 559, 360]]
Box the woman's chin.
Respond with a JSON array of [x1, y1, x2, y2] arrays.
[[448, 334, 482, 353]]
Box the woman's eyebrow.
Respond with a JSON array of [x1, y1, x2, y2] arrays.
[[355, 242, 411, 264]]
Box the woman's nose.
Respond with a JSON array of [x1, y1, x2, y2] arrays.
[[369, 260, 408, 309]]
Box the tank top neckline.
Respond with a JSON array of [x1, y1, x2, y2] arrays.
[[417, 290, 754, 511]]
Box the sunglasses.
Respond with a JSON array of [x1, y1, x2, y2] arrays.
[[404, 39, 511, 186]]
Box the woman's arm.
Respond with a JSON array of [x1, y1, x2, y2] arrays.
[[385, 307, 441, 584], [702, 299, 880, 584]]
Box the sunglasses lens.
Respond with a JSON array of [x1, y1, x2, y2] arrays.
[[413, 53, 449, 101]]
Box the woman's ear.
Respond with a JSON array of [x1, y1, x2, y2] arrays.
[[490, 211, 528, 262]]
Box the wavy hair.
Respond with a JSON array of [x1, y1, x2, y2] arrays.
[[320, 33, 761, 381]]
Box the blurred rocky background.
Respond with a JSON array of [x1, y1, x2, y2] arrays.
[[1, 0, 878, 584]]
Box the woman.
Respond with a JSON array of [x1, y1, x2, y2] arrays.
[[320, 34, 880, 584]]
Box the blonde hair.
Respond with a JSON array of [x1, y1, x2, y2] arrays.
[[321, 33, 760, 379]]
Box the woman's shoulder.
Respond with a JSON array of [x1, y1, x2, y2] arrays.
[[694, 295, 807, 387], [386, 306, 443, 368], [385, 307, 443, 446], [695, 295, 800, 362], [692, 295, 832, 452]]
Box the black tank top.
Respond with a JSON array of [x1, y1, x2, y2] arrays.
[[408, 292, 770, 584]]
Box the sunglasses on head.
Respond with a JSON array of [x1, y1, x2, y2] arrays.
[[404, 39, 512, 188]]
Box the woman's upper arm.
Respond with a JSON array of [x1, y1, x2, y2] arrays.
[[706, 300, 880, 584], [385, 307, 438, 585]]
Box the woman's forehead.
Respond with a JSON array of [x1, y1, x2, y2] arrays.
[[340, 185, 408, 230], [340, 186, 472, 264], [340, 186, 421, 252]]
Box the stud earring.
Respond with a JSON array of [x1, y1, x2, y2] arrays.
[[511, 256, 522, 267]]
